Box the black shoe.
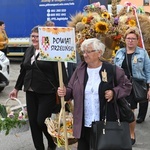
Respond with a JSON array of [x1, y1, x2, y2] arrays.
[[131, 133, 136, 145], [136, 118, 144, 123], [131, 138, 136, 145]]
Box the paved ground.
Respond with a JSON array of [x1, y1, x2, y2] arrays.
[[0, 62, 150, 150]]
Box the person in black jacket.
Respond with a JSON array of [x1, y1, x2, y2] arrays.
[[9, 26, 68, 150]]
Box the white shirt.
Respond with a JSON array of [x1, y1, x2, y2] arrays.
[[28, 49, 40, 91], [31, 49, 40, 64], [84, 66, 101, 127]]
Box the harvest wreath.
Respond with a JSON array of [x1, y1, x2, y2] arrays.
[[67, 1, 150, 61], [0, 98, 29, 135]]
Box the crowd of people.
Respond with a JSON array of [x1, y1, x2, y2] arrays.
[[0, 18, 149, 150], [57, 27, 150, 148]]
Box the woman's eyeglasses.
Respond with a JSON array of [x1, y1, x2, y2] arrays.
[[82, 50, 96, 54], [31, 35, 39, 38], [126, 38, 137, 41]]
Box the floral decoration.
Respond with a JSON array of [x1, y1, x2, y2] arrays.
[[67, 2, 122, 59], [0, 104, 28, 135], [67, 1, 150, 61]]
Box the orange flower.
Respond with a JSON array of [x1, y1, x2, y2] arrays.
[[87, 16, 93, 23], [82, 17, 88, 24], [127, 19, 136, 27], [113, 34, 122, 40]]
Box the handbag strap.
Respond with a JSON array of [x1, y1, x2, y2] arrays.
[[104, 101, 120, 125], [112, 65, 121, 123], [34, 53, 57, 91], [104, 102, 108, 124], [34, 54, 60, 104], [103, 65, 121, 123]]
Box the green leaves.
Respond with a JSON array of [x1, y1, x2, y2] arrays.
[[0, 113, 26, 135], [0, 104, 7, 118], [0, 105, 27, 135]]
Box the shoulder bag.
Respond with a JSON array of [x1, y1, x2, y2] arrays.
[[90, 102, 132, 150], [125, 52, 147, 103], [113, 65, 135, 123]]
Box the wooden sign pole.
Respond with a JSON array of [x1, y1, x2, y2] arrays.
[[57, 61, 69, 150]]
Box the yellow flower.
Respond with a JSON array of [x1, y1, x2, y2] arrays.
[[95, 21, 108, 33], [101, 12, 110, 19], [82, 17, 88, 24], [128, 19, 136, 27], [115, 46, 120, 51], [112, 50, 116, 57]]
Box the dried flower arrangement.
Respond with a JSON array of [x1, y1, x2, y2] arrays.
[[45, 101, 77, 148], [67, 1, 150, 61]]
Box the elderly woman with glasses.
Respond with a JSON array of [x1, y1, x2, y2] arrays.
[[57, 38, 132, 150]]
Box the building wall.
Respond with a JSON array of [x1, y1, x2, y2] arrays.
[[119, 0, 150, 12]]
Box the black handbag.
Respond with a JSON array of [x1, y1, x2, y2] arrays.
[[132, 77, 147, 103], [90, 103, 132, 150], [125, 52, 148, 103], [113, 65, 135, 123], [117, 98, 135, 123]]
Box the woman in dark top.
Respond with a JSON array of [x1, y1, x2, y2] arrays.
[[114, 27, 150, 145], [9, 26, 68, 150]]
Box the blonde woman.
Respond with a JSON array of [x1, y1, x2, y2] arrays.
[[114, 27, 150, 145]]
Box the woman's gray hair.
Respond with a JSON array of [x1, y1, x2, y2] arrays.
[[81, 38, 105, 55]]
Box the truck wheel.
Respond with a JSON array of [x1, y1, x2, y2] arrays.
[[0, 87, 4, 92]]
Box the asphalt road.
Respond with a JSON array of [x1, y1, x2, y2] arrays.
[[0, 61, 150, 150]]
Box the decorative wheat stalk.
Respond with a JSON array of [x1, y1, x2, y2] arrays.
[[111, 0, 117, 17]]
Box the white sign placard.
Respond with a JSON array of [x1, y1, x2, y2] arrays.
[[38, 27, 76, 63]]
